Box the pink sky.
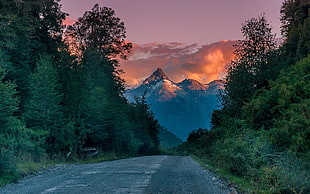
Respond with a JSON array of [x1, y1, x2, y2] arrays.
[[120, 41, 236, 87], [60, 0, 285, 86], [60, 0, 283, 45]]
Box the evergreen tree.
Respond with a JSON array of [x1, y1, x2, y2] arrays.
[[23, 55, 69, 154], [80, 49, 135, 153], [131, 96, 160, 154], [81, 49, 113, 150], [280, 0, 310, 60], [66, 4, 139, 154], [0, 50, 20, 177], [0, 49, 35, 177], [0, 0, 67, 111]]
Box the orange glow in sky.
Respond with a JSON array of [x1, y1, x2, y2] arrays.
[[59, 0, 283, 86], [120, 41, 236, 87]]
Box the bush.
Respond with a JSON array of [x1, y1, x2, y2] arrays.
[[186, 123, 310, 193], [276, 153, 310, 193], [0, 150, 17, 183], [211, 129, 272, 177]]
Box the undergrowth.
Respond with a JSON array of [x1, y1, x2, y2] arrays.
[[0, 152, 134, 187]]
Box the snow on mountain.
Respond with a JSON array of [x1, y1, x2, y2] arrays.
[[125, 68, 223, 140], [178, 79, 208, 91], [142, 68, 168, 85]]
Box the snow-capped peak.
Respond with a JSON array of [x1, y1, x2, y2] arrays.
[[178, 79, 207, 91], [142, 68, 169, 85]]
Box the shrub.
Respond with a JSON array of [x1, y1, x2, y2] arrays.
[[0, 150, 17, 182]]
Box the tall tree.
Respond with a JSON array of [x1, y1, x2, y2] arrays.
[[64, 4, 160, 155], [130, 96, 160, 154], [23, 55, 69, 154], [222, 15, 276, 115], [280, 0, 310, 60], [65, 4, 134, 152], [81, 49, 114, 150], [0, 0, 67, 111], [80, 49, 135, 153], [70, 4, 132, 59], [0, 49, 36, 176]]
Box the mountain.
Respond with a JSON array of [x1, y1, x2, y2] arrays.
[[126, 68, 182, 102], [125, 68, 223, 140], [178, 79, 208, 91]]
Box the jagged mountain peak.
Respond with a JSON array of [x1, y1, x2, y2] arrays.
[[207, 80, 224, 86], [179, 79, 207, 90], [125, 68, 223, 140], [142, 68, 169, 85]]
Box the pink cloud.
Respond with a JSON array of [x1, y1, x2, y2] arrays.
[[120, 41, 236, 87]]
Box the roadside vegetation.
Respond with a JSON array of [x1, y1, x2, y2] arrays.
[[0, 1, 160, 185], [185, 1, 310, 193]]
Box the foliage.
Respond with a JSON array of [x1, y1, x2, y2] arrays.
[[23, 55, 69, 155], [0, 0, 67, 110], [129, 96, 160, 155], [0, 50, 35, 180], [221, 15, 276, 115], [243, 55, 310, 153], [186, 3, 310, 193], [280, 0, 310, 60], [0, 2, 159, 184], [70, 4, 132, 59], [0, 61, 19, 179]]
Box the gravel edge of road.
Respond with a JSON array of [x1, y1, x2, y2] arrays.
[[189, 156, 240, 194]]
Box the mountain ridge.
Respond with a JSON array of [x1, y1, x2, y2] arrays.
[[125, 68, 223, 140]]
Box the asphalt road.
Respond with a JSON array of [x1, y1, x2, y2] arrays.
[[0, 156, 230, 194]]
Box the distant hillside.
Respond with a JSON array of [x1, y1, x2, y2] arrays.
[[159, 127, 183, 148]]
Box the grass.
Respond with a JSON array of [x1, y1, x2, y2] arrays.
[[190, 154, 273, 194], [17, 161, 48, 176], [0, 152, 133, 187]]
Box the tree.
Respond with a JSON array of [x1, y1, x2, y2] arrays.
[[23, 55, 70, 154], [65, 4, 137, 154], [0, 0, 67, 111], [0, 49, 37, 177], [70, 4, 132, 59], [280, 0, 310, 60], [221, 15, 276, 115], [280, 0, 309, 37], [0, 50, 20, 177], [243, 55, 310, 151], [80, 49, 134, 153], [81, 50, 114, 150], [130, 96, 160, 154]]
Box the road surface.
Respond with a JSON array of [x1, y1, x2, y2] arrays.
[[0, 156, 231, 194]]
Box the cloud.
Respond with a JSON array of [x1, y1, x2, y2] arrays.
[[128, 42, 198, 60], [120, 40, 236, 87]]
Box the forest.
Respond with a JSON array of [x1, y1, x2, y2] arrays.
[[1, 0, 309, 193], [185, 0, 310, 193], [0, 0, 160, 184]]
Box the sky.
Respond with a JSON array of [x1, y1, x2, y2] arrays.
[[60, 0, 284, 86], [121, 41, 236, 86]]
